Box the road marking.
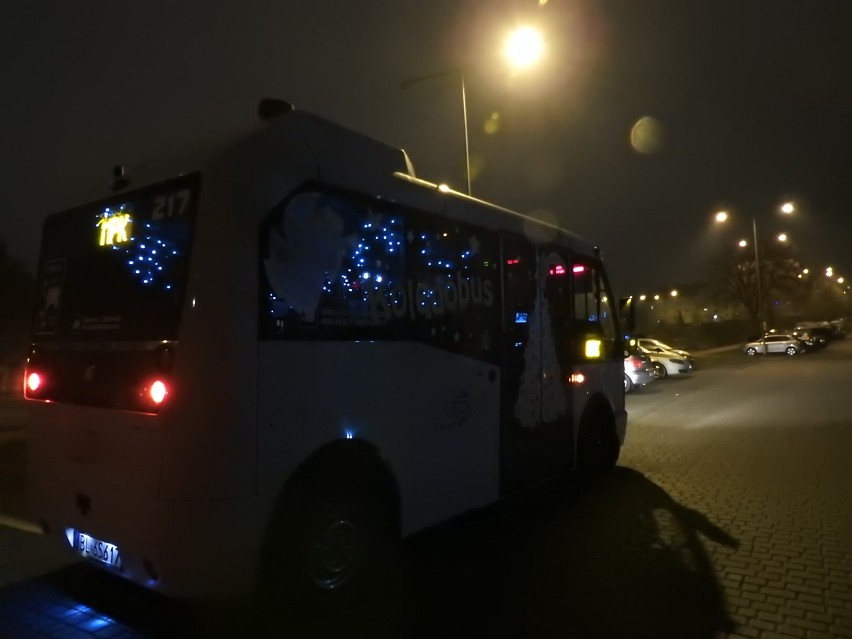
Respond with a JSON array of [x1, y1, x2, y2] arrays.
[[0, 514, 42, 534]]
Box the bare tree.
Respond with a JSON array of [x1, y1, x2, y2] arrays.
[[707, 243, 803, 333]]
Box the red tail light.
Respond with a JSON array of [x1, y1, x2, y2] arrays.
[[148, 379, 168, 405], [626, 356, 643, 370], [24, 370, 43, 399], [26, 372, 42, 392]]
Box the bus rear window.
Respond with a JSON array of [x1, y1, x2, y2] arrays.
[[32, 173, 200, 341]]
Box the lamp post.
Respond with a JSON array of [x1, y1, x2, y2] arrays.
[[399, 68, 471, 195], [751, 215, 763, 333], [400, 26, 544, 196], [715, 202, 795, 333]]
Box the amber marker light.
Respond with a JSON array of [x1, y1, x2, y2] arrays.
[[585, 339, 602, 359]]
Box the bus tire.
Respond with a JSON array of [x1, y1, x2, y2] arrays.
[[262, 472, 399, 613], [577, 405, 620, 472]]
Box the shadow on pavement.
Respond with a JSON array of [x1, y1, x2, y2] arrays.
[[387, 466, 740, 639], [0, 467, 739, 638]]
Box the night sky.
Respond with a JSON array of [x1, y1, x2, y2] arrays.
[[2, 1, 851, 297]]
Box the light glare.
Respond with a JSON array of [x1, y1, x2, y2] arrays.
[[504, 26, 544, 69]]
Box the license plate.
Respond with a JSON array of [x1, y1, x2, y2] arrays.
[[74, 531, 122, 570]]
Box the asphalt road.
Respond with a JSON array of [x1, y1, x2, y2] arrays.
[[1, 342, 851, 638]]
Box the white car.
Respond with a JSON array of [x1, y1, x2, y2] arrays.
[[637, 345, 693, 379], [634, 337, 696, 370], [742, 334, 803, 356]]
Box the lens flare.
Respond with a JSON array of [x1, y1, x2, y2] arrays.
[[630, 116, 664, 154]]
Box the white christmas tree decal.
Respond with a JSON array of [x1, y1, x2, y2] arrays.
[[514, 294, 542, 429], [540, 290, 568, 423], [513, 253, 569, 429]]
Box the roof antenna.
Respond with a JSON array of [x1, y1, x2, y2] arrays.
[[112, 165, 129, 192]]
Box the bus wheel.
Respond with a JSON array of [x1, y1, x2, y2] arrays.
[[578, 407, 620, 472], [265, 478, 398, 610]]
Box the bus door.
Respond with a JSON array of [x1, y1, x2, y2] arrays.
[[499, 237, 575, 495]]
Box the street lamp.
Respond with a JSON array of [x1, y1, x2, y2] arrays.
[[504, 26, 545, 70], [714, 201, 795, 333], [400, 26, 544, 196]]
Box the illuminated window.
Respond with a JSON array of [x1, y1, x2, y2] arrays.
[[259, 188, 499, 361], [97, 212, 132, 246]]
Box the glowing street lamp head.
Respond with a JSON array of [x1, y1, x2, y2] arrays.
[[777, 233, 788, 242], [504, 26, 544, 70], [715, 211, 728, 223], [738, 239, 748, 248], [781, 202, 795, 214]]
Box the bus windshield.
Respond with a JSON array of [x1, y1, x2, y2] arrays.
[[32, 173, 200, 342]]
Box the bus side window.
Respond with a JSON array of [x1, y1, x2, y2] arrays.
[[571, 260, 618, 360], [406, 213, 499, 361], [259, 189, 405, 340]]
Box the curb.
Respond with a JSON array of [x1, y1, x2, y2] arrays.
[[693, 344, 742, 356], [0, 514, 41, 534]]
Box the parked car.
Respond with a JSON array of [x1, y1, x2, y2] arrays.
[[794, 322, 836, 342], [633, 337, 696, 369], [636, 345, 693, 379], [624, 350, 656, 393], [791, 328, 828, 351], [742, 334, 804, 356]]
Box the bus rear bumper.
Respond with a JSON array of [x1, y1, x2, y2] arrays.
[[42, 495, 271, 599]]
